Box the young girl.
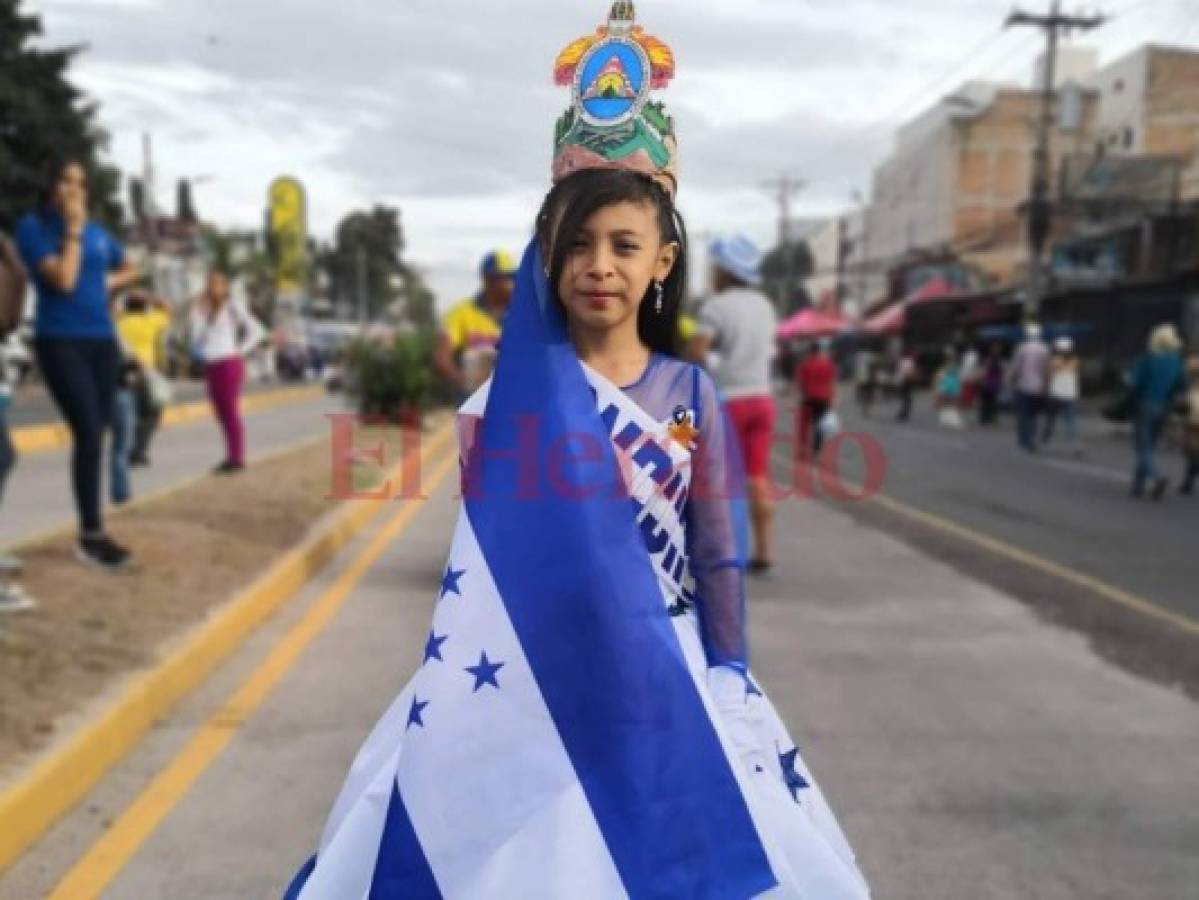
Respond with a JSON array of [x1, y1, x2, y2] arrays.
[[286, 7, 869, 898]]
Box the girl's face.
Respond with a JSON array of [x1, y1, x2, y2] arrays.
[[556, 200, 677, 336], [53, 163, 88, 213]]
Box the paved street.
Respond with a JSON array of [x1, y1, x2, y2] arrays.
[[784, 390, 1197, 624], [1, 391, 346, 548], [2, 432, 1195, 899]]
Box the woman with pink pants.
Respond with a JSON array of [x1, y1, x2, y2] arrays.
[[189, 270, 265, 474]]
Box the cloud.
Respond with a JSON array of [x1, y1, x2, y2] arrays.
[[27, 0, 1196, 305]]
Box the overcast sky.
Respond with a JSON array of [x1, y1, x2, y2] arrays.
[[29, 0, 1199, 306]]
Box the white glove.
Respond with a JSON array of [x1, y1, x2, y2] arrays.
[[708, 666, 768, 776]]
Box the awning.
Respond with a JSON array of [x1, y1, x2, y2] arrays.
[[858, 277, 962, 336], [776, 308, 851, 340]]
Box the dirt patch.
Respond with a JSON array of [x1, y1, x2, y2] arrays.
[[0, 438, 349, 774]]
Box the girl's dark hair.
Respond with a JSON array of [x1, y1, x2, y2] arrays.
[[38, 154, 89, 213], [535, 168, 688, 356]]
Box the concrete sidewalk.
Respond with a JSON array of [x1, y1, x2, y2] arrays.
[[2, 455, 1196, 898], [6, 378, 313, 430], [1, 392, 346, 548]]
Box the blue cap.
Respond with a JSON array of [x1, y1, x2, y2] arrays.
[[709, 234, 762, 287], [480, 249, 517, 279]]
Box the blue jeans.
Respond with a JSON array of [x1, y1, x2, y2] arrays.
[[110, 388, 135, 505], [1133, 408, 1167, 491], [0, 395, 15, 504], [1042, 398, 1078, 446], [34, 338, 120, 534], [1015, 391, 1041, 450]]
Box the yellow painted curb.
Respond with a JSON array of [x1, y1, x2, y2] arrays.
[[0, 419, 454, 876], [11, 384, 326, 456]]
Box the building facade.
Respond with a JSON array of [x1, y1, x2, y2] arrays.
[[866, 79, 1100, 290]]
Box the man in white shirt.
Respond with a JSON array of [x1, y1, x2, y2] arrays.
[[697, 234, 778, 575], [1007, 323, 1050, 452]]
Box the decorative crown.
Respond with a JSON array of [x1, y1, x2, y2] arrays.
[[552, 3, 678, 192]]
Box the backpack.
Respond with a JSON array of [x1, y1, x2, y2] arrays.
[[0, 235, 28, 338]]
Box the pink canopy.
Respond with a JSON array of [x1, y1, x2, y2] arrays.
[[776, 308, 850, 340], [861, 302, 905, 335], [859, 277, 960, 336]]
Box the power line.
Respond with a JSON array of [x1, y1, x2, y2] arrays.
[[1005, 1, 1107, 317]]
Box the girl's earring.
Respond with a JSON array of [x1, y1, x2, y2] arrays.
[[654, 280, 664, 314]]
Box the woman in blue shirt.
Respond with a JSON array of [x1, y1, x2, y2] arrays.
[[16, 157, 141, 569]]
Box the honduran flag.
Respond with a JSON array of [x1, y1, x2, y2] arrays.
[[286, 242, 792, 899]]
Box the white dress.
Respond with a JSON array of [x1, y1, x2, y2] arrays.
[[287, 353, 871, 899]]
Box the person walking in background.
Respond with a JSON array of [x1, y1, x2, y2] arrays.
[[697, 233, 778, 575], [1042, 337, 1081, 455], [108, 344, 138, 506], [1129, 324, 1185, 500], [115, 291, 172, 466], [1008, 323, 1050, 452], [934, 351, 964, 429], [895, 351, 917, 422], [796, 340, 836, 460], [853, 345, 878, 418], [189, 269, 266, 475], [977, 343, 1005, 426], [958, 342, 980, 413], [1180, 354, 1199, 496], [433, 250, 517, 396], [0, 233, 34, 611], [15, 157, 140, 571]]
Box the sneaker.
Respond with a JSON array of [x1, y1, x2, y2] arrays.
[[0, 555, 22, 577], [0, 583, 36, 613], [747, 559, 774, 577], [76, 534, 132, 572], [212, 460, 245, 476], [1150, 478, 1169, 501]]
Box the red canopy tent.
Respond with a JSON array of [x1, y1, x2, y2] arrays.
[[776, 308, 850, 340]]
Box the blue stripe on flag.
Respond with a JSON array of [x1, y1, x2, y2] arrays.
[[281, 854, 315, 900], [466, 242, 776, 899], [368, 781, 442, 900]]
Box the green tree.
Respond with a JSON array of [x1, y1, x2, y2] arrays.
[[0, 0, 123, 232], [320, 205, 436, 328], [327, 206, 404, 321]]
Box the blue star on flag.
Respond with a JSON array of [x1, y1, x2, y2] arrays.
[[465, 651, 505, 692], [423, 631, 448, 664], [747, 677, 763, 698], [778, 746, 810, 802], [407, 696, 429, 729], [440, 564, 466, 600]]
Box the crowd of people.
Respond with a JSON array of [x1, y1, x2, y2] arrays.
[[0, 157, 267, 612]]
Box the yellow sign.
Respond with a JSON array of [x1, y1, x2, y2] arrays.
[[268, 176, 307, 296]]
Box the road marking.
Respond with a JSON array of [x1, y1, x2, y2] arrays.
[[10, 385, 325, 456], [0, 419, 451, 878], [47, 450, 459, 899], [865, 490, 1199, 637], [769, 447, 1199, 638]]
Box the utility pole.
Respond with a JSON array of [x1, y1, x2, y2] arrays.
[[355, 244, 367, 325], [142, 133, 160, 297], [763, 174, 805, 311], [1005, 1, 1105, 319]]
